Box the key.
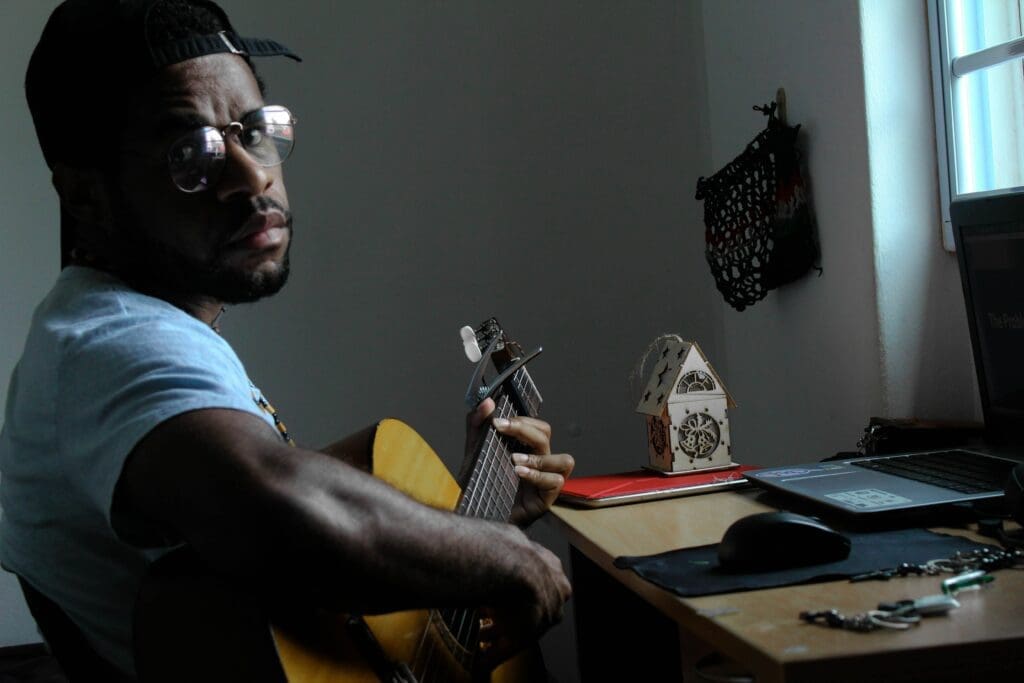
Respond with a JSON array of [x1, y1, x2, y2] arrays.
[[879, 594, 959, 618], [877, 599, 914, 613], [850, 568, 895, 582], [910, 593, 960, 616]]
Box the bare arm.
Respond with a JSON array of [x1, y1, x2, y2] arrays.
[[113, 408, 569, 621], [318, 423, 376, 472]]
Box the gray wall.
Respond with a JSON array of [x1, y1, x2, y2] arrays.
[[1, 2, 718, 680], [225, 0, 720, 476], [703, 0, 887, 464], [0, 0, 64, 649]]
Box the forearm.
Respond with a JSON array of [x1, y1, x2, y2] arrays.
[[251, 449, 527, 613], [118, 409, 539, 616]]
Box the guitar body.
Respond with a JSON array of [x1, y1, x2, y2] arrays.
[[135, 419, 544, 683]]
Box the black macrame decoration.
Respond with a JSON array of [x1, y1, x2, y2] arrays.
[[695, 101, 819, 311]]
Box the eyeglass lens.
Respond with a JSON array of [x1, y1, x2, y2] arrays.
[[167, 105, 295, 193]]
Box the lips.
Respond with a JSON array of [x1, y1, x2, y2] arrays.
[[225, 210, 288, 252]]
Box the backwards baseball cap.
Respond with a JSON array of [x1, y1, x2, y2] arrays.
[[28, 0, 301, 170], [26, 0, 301, 266]]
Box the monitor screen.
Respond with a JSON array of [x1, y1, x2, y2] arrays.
[[954, 189, 1024, 444]]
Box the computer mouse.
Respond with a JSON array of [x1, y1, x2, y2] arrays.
[[717, 511, 851, 573]]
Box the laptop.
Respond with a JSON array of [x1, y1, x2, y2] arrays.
[[745, 189, 1024, 516]]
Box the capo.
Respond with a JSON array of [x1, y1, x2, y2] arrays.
[[462, 328, 542, 408]]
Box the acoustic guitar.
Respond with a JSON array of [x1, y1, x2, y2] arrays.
[[134, 319, 548, 682]]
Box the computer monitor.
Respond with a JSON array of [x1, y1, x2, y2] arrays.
[[952, 188, 1024, 448]]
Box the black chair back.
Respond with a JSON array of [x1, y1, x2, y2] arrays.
[[17, 577, 135, 683]]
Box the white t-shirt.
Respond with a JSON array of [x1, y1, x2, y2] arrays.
[[0, 266, 278, 676]]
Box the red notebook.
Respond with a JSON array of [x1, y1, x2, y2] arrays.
[[558, 465, 758, 508]]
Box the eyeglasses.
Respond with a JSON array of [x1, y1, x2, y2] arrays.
[[165, 105, 296, 193]]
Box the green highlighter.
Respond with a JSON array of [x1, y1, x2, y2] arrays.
[[941, 569, 994, 595]]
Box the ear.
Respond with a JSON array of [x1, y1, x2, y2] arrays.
[[51, 163, 116, 232]]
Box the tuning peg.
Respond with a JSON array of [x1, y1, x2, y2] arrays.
[[460, 325, 482, 363]]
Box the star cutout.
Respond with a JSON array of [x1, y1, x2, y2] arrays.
[[656, 363, 670, 386]]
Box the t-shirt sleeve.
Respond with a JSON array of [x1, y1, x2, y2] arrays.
[[55, 311, 264, 531]]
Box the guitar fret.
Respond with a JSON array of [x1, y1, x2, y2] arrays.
[[459, 395, 516, 519], [411, 332, 547, 679], [497, 397, 519, 515], [478, 398, 515, 520], [511, 368, 541, 418]]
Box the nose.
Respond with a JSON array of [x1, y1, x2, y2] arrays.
[[215, 135, 273, 202]]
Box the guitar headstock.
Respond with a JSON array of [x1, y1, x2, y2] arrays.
[[461, 318, 542, 411], [471, 318, 525, 371]]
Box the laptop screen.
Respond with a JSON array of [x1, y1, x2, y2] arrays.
[[953, 189, 1024, 446]]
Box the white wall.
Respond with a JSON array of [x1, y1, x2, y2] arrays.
[[700, 0, 976, 470], [0, 0, 64, 648], [0, 2, 718, 679], [701, 0, 884, 467], [861, 0, 978, 421]]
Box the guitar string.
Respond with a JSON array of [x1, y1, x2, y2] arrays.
[[448, 396, 516, 658], [412, 397, 514, 681], [436, 401, 510, 672], [462, 368, 536, 522], [410, 618, 429, 679], [410, 367, 539, 680], [413, 611, 441, 683], [458, 369, 538, 675], [444, 368, 536, 671], [448, 376, 535, 665], [489, 371, 532, 513], [460, 393, 515, 519], [420, 396, 517, 679], [477, 416, 506, 521], [453, 370, 538, 665]]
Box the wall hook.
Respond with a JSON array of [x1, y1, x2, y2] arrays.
[[776, 87, 787, 126]]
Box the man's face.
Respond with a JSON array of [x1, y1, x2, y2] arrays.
[[109, 53, 292, 304]]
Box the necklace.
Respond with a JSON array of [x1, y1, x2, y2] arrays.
[[251, 384, 296, 446], [210, 306, 227, 333]]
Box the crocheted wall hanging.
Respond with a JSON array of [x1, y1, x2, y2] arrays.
[[695, 99, 819, 311]]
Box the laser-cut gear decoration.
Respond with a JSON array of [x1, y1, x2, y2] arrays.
[[676, 370, 716, 394], [677, 413, 720, 459]]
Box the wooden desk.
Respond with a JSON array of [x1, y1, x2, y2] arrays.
[[550, 491, 1024, 682]]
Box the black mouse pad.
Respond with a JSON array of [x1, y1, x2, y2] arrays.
[[612, 529, 996, 597]]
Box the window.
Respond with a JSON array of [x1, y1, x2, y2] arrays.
[[930, 0, 1024, 249]]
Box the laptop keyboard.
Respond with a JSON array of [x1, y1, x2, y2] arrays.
[[852, 450, 1015, 494]]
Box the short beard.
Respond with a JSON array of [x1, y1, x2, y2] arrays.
[[109, 197, 293, 305]]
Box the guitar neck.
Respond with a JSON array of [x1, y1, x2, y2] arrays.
[[456, 366, 541, 520]]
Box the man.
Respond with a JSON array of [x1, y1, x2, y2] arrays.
[[0, 0, 574, 679]]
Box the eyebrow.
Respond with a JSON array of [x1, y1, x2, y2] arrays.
[[153, 106, 268, 139], [153, 110, 211, 139]]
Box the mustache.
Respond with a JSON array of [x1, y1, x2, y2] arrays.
[[249, 195, 293, 227], [225, 195, 293, 234]]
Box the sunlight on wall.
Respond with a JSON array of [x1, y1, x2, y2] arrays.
[[861, 0, 978, 421]]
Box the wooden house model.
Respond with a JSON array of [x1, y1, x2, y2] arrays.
[[635, 339, 736, 473]]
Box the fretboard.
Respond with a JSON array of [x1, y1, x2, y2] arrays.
[[436, 361, 543, 667], [456, 366, 542, 521]]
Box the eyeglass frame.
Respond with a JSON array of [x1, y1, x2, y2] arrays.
[[121, 104, 297, 193]]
